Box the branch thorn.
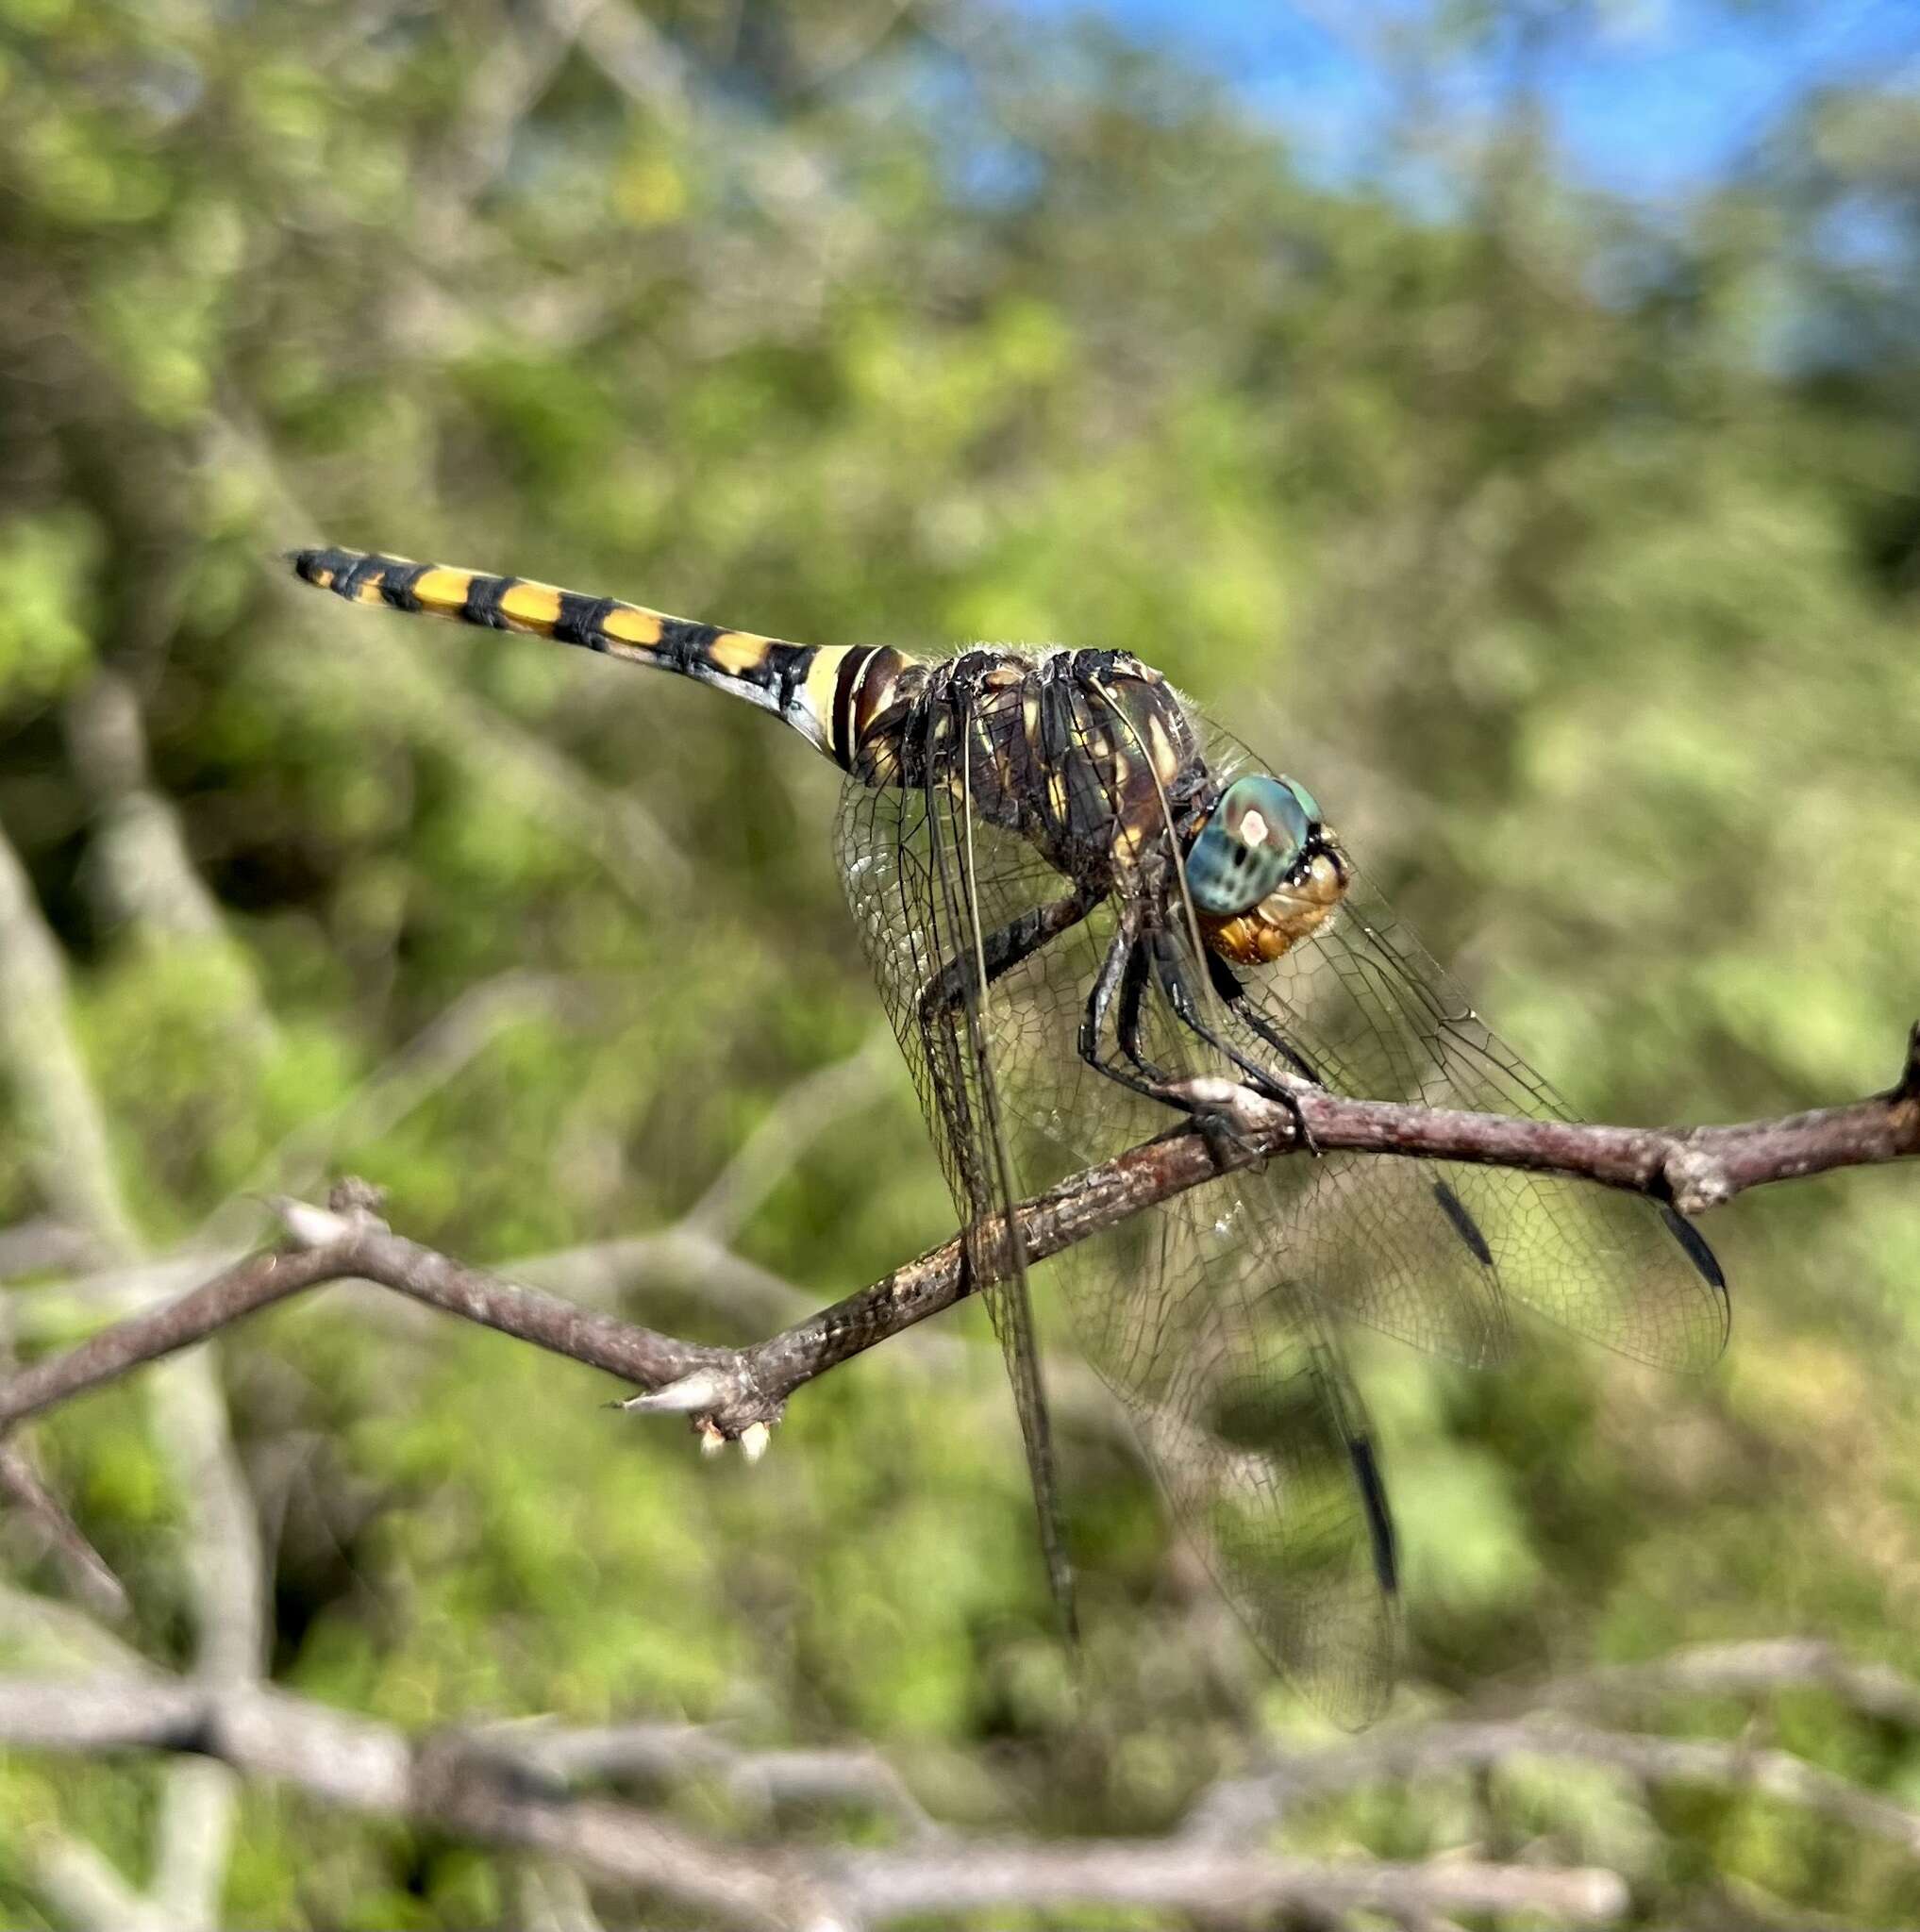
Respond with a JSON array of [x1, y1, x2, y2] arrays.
[[623, 1369, 726, 1414], [1895, 1022, 1920, 1105]]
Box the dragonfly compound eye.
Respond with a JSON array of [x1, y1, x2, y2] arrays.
[[1185, 775, 1311, 917]]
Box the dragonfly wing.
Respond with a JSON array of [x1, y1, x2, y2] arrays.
[[836, 681, 1085, 1632], [843, 670, 1403, 1721], [1056, 1184, 1400, 1723], [963, 879, 1400, 1724], [1198, 720, 1730, 1372]]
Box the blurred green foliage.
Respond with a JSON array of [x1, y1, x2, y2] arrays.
[[1, 0, 1919, 1923]]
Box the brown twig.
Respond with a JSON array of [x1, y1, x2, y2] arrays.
[[1277, 1020, 1920, 1215], [0, 1444, 131, 1624], [1, 1027, 1917, 1447]]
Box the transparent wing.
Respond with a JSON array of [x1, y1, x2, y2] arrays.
[[835, 679, 1079, 1632], [835, 666, 1725, 1719], [1033, 933, 1401, 1724], [1200, 719, 1730, 1372], [838, 673, 1401, 1723]]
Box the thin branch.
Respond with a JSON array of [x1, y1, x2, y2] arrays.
[[0, 1581, 154, 1675], [0, 1217, 100, 1284], [0, 1673, 1629, 1927], [28, 1832, 175, 1932], [477, 1715, 947, 1841], [142, 1345, 267, 1929], [149, 1760, 239, 1932], [680, 1026, 894, 1242], [1, 1024, 1916, 1447], [61, 668, 279, 1056], [196, 969, 599, 1254], [0, 1244, 352, 1434], [144, 1355, 265, 1688], [1251, 1717, 1920, 1860], [1518, 1639, 1920, 1731], [0, 1250, 129, 1623], [5, 1254, 212, 1328], [1176, 1017, 1920, 1217], [0, 1442, 131, 1624], [512, 1224, 814, 1325], [838, 1840, 1625, 1922], [0, 1141, 1224, 1441]]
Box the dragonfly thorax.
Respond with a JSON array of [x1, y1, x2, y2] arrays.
[[900, 647, 1211, 896], [887, 649, 1351, 964]]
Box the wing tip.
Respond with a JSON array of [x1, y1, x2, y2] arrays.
[[1431, 1177, 1494, 1269], [1659, 1205, 1727, 1296], [1347, 1431, 1399, 1598], [1657, 1204, 1731, 1368]]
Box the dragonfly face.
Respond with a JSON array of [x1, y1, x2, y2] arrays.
[[1184, 773, 1351, 966], [291, 545, 1730, 1725]]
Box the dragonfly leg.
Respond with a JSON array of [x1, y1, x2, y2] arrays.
[[1147, 936, 1322, 1153], [1077, 926, 1191, 1097], [1204, 952, 1327, 1088], [1074, 926, 1271, 1165], [914, 886, 1098, 1032], [1077, 924, 1150, 1087]]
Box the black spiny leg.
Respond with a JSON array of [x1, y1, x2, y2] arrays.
[[1205, 951, 1327, 1088], [1075, 926, 1267, 1167], [915, 887, 1097, 1032], [1205, 950, 1505, 1289], [1077, 925, 1165, 1108], [1150, 937, 1321, 1153]]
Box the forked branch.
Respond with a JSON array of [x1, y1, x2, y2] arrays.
[[0, 1025, 1914, 1447]]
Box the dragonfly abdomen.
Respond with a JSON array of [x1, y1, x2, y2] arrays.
[[289, 545, 907, 765]]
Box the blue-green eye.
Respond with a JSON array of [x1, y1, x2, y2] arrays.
[[1285, 778, 1322, 826], [1185, 775, 1311, 917]]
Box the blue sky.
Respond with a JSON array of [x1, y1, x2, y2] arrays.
[[1008, 0, 1920, 198]]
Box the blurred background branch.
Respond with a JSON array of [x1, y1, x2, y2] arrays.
[[9, 1641, 1920, 1924]]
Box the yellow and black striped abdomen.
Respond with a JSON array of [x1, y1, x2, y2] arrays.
[[288, 545, 921, 768], [292, 546, 767, 673]]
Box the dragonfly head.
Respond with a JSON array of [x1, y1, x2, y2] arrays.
[[1184, 774, 1348, 964]]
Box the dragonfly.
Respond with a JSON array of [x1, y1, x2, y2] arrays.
[[291, 545, 1728, 1723]]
